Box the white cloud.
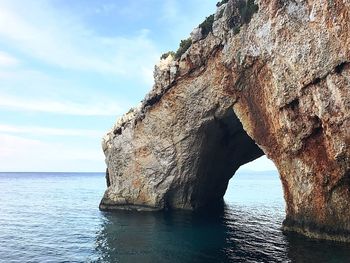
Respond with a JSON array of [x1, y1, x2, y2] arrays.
[[0, 0, 225, 173], [0, 94, 123, 116], [0, 51, 19, 67], [0, 0, 159, 80], [0, 124, 104, 138], [0, 133, 105, 172]]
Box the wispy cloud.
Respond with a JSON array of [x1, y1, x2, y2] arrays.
[[0, 0, 159, 81], [0, 51, 19, 67], [0, 0, 225, 173], [0, 124, 104, 138], [0, 133, 105, 171], [0, 94, 123, 116]]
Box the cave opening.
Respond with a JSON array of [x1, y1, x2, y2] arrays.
[[189, 107, 279, 210], [190, 105, 283, 212], [223, 156, 281, 206]]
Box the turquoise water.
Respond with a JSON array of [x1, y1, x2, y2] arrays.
[[0, 171, 349, 262]]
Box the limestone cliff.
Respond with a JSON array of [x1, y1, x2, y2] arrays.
[[100, 0, 350, 242]]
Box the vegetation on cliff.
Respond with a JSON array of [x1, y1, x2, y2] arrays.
[[216, 0, 229, 7], [161, 38, 192, 60], [238, 0, 259, 24], [199, 14, 215, 38], [228, 0, 259, 33], [175, 38, 192, 59], [160, 51, 175, 60], [161, 0, 259, 60]]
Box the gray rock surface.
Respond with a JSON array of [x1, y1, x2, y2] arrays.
[[190, 27, 203, 43]]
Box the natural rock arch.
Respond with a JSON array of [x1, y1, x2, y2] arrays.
[[100, 54, 264, 211], [100, 0, 350, 242]]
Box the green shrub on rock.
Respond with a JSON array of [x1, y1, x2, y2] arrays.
[[228, 0, 259, 34], [216, 0, 229, 7], [238, 0, 259, 24], [175, 38, 192, 59], [162, 0, 259, 61], [199, 14, 215, 38], [160, 51, 175, 60]]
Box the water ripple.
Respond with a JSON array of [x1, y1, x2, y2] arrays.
[[1, 172, 350, 263]]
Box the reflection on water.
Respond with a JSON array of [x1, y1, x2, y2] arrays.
[[1, 172, 350, 263], [94, 205, 350, 263], [95, 207, 232, 263], [93, 171, 350, 263]]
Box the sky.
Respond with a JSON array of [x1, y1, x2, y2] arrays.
[[0, 0, 276, 172]]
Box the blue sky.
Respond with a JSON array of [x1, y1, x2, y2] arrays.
[[0, 0, 276, 172]]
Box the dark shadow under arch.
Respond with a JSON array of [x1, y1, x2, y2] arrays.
[[187, 107, 264, 209]]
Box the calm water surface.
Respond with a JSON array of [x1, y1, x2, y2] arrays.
[[0, 171, 349, 263]]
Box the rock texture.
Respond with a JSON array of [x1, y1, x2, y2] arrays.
[[100, 0, 350, 242]]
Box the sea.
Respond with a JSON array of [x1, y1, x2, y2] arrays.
[[0, 171, 349, 263]]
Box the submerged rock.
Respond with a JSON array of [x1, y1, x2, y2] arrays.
[[100, 0, 350, 242]]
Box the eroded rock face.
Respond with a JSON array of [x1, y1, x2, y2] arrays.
[[100, 0, 350, 242]]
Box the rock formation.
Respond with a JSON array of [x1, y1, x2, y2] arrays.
[[100, 0, 350, 242]]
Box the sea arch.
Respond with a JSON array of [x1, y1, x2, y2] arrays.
[[100, 51, 350, 242], [100, 0, 350, 242]]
